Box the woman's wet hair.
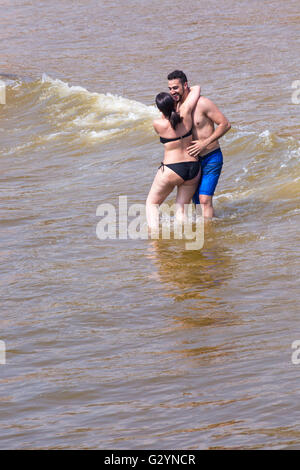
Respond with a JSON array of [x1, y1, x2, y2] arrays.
[[155, 92, 182, 130]]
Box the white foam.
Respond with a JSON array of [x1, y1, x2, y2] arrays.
[[222, 125, 256, 143], [41, 73, 158, 120], [38, 73, 160, 142], [72, 114, 98, 126], [43, 132, 61, 140], [214, 192, 236, 201], [215, 188, 255, 202], [287, 145, 300, 160], [42, 131, 71, 141], [259, 130, 271, 138], [79, 129, 121, 140], [41, 73, 88, 95], [258, 129, 274, 148]]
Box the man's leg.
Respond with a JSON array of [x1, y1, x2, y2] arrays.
[[199, 194, 214, 219], [192, 148, 223, 218]]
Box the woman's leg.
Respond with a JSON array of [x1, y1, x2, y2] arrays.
[[175, 170, 201, 223], [146, 167, 183, 230]]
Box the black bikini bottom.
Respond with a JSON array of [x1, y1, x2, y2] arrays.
[[158, 161, 200, 181]]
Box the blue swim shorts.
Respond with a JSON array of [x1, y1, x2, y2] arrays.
[[192, 147, 223, 203]]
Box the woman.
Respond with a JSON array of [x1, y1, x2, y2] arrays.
[[146, 86, 201, 230]]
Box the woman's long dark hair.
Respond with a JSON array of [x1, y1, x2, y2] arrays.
[[155, 92, 182, 130]]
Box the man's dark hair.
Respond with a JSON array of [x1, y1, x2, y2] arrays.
[[167, 70, 188, 86]]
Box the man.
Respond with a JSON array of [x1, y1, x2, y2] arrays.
[[167, 70, 231, 219]]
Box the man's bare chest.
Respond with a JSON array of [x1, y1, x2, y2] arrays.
[[192, 109, 211, 129]]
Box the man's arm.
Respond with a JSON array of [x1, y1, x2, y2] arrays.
[[188, 97, 231, 156], [204, 98, 231, 145]]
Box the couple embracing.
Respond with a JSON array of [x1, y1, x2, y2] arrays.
[[146, 70, 231, 230]]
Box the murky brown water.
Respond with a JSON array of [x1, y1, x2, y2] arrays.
[[0, 0, 300, 449]]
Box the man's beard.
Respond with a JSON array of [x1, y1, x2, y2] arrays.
[[172, 92, 183, 105]]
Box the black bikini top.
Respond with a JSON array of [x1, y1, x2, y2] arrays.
[[159, 128, 193, 144]]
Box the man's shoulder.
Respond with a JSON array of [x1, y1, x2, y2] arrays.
[[195, 95, 214, 108], [193, 96, 217, 116]]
